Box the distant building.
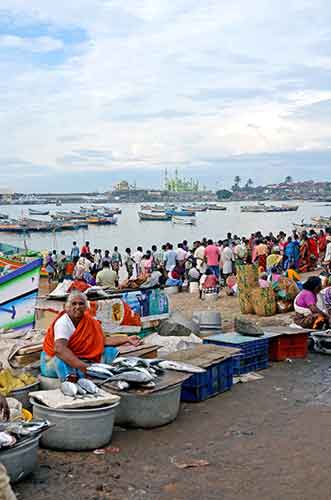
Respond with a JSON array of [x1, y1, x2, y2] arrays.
[[115, 180, 130, 191], [164, 168, 201, 193]]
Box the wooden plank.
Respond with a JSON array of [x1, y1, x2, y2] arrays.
[[164, 344, 241, 368]]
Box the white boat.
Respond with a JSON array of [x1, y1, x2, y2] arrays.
[[172, 216, 196, 225]]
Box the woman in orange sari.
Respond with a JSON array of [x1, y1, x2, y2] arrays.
[[299, 235, 311, 272], [40, 291, 141, 380]]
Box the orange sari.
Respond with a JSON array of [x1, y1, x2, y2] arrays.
[[43, 310, 104, 362]]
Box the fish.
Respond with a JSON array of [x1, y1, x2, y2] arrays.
[[86, 365, 113, 379], [89, 363, 113, 371], [157, 360, 206, 374], [108, 381, 130, 391], [5, 420, 51, 437], [110, 371, 154, 384], [141, 381, 156, 389], [0, 431, 16, 448], [76, 384, 87, 395], [61, 381, 78, 397], [78, 378, 99, 395]]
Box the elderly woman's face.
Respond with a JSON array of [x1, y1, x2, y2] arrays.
[[67, 297, 87, 321]]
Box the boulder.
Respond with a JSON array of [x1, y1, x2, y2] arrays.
[[158, 312, 200, 337]]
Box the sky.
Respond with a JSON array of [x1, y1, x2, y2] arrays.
[[1, 0, 331, 192]]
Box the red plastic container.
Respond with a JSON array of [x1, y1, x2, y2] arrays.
[[269, 333, 308, 361]]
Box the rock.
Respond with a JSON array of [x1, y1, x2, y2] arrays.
[[234, 317, 264, 336], [159, 312, 200, 336]]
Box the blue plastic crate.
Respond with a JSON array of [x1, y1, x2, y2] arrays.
[[204, 333, 269, 375], [232, 353, 268, 375], [180, 357, 233, 402]]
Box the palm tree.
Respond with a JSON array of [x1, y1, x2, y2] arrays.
[[247, 178, 253, 187], [284, 176, 293, 184], [234, 175, 241, 186]]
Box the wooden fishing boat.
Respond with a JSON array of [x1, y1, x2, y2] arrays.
[[207, 204, 227, 211], [28, 208, 50, 216], [0, 214, 9, 220], [241, 203, 299, 213], [172, 216, 196, 225], [0, 257, 42, 331], [166, 209, 196, 217], [138, 211, 171, 221], [0, 242, 47, 277], [87, 217, 117, 225]]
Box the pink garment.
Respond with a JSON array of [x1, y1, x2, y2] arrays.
[[258, 279, 270, 288], [296, 290, 317, 308], [204, 245, 220, 266]]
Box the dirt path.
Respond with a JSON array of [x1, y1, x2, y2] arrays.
[[14, 353, 331, 500]]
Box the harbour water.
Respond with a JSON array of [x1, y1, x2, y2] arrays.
[[0, 201, 330, 253]]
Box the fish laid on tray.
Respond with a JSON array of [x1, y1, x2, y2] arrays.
[[0, 419, 51, 449], [62, 357, 208, 393]]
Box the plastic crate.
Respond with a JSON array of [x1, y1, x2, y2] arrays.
[[269, 333, 308, 361], [232, 353, 269, 375], [204, 333, 269, 375], [180, 357, 233, 402]]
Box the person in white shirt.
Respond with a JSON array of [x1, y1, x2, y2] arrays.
[[324, 236, 331, 271], [132, 246, 143, 275], [194, 242, 206, 273], [176, 243, 189, 264], [221, 241, 234, 278]]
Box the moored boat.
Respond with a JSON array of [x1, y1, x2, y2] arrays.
[[28, 208, 50, 216], [207, 204, 227, 211], [87, 217, 117, 225], [0, 257, 42, 331], [166, 209, 196, 217], [172, 216, 196, 225], [138, 211, 171, 221]]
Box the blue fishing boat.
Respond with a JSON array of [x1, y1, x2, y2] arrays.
[[0, 258, 42, 331], [165, 209, 196, 217]]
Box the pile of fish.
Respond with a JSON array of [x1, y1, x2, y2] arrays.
[[83, 357, 206, 391], [60, 378, 100, 398], [0, 419, 51, 450]]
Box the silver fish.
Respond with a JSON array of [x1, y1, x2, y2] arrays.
[[78, 378, 99, 394], [142, 381, 156, 388], [0, 431, 16, 448], [5, 420, 51, 437], [109, 380, 130, 391], [61, 381, 78, 397], [110, 371, 154, 384], [76, 384, 87, 395], [158, 360, 206, 374], [134, 367, 158, 379], [87, 365, 113, 379], [89, 363, 113, 371]]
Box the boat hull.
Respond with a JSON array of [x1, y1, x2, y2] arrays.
[[0, 258, 42, 331]]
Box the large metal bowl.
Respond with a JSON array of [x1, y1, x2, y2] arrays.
[[0, 435, 40, 483], [10, 381, 40, 410], [115, 384, 181, 429], [31, 399, 119, 451]]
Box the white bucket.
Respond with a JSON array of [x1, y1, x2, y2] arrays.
[[189, 282, 199, 294]]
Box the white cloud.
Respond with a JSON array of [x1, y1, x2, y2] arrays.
[[0, 35, 64, 52], [0, 0, 331, 190]]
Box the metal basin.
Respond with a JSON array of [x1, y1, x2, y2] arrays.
[[115, 384, 181, 429], [165, 286, 179, 295], [10, 381, 40, 410], [31, 399, 119, 451], [0, 435, 40, 483]]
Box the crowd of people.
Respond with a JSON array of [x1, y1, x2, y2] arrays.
[[45, 228, 331, 291]]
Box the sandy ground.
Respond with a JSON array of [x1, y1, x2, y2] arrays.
[[168, 291, 293, 330], [17, 274, 330, 500], [14, 353, 331, 500]]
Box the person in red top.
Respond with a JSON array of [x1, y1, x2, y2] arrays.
[[204, 239, 220, 277], [318, 230, 327, 261], [81, 241, 91, 258], [40, 291, 141, 380], [308, 231, 319, 267]]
